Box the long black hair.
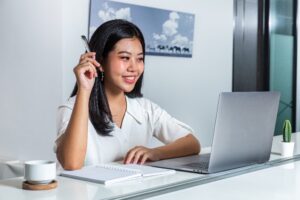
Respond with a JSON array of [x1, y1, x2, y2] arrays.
[[70, 19, 145, 136]]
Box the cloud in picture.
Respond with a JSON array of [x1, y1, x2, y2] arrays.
[[98, 2, 132, 22], [153, 33, 167, 42], [171, 34, 189, 46], [162, 12, 180, 37], [153, 11, 191, 49]]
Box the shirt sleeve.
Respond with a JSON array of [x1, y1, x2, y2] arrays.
[[53, 101, 73, 153], [149, 101, 194, 144]]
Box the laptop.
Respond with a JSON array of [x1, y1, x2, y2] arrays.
[[147, 92, 280, 174]]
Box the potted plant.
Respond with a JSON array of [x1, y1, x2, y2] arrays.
[[281, 119, 294, 157]]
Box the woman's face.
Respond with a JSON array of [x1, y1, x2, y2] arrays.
[[103, 37, 144, 94]]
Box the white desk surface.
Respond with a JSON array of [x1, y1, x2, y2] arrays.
[[149, 160, 300, 200], [0, 133, 299, 200]]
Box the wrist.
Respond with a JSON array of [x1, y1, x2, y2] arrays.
[[77, 88, 92, 98], [152, 147, 163, 161]]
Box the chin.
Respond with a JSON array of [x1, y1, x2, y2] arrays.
[[120, 85, 136, 93], [123, 87, 135, 93]]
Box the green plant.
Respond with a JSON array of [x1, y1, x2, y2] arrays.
[[282, 120, 292, 143]]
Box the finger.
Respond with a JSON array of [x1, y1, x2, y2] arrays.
[[79, 52, 96, 62], [123, 148, 134, 164], [78, 63, 95, 74], [123, 149, 131, 164], [125, 151, 136, 164], [87, 62, 98, 78], [74, 63, 89, 74], [133, 150, 144, 164], [80, 57, 100, 67], [123, 154, 128, 164], [84, 65, 95, 79], [78, 64, 96, 79], [81, 62, 98, 77], [89, 63, 98, 78], [124, 146, 142, 164], [140, 154, 148, 165], [81, 52, 96, 58], [125, 149, 139, 164], [79, 58, 99, 69]]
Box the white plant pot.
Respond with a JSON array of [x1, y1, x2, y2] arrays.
[[281, 141, 295, 157]]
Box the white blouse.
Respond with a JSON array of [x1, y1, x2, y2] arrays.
[[54, 96, 194, 165]]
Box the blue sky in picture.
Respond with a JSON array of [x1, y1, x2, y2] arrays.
[[89, 0, 195, 57]]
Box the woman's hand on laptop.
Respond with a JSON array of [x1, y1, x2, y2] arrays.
[[123, 134, 200, 165], [123, 146, 160, 165]]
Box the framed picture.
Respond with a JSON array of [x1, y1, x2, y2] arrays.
[[89, 0, 195, 57]]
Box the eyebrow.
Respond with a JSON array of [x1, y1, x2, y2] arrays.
[[118, 51, 143, 56]]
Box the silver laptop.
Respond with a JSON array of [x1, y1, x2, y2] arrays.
[[147, 92, 280, 174]]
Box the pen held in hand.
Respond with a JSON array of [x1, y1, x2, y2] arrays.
[[81, 35, 97, 61], [81, 35, 98, 79], [81, 35, 91, 53]]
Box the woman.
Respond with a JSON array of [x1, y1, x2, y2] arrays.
[[55, 19, 200, 170]]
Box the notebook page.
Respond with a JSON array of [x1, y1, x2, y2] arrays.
[[60, 165, 142, 185], [121, 164, 176, 177]]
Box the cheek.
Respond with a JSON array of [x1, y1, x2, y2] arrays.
[[139, 64, 145, 74], [108, 62, 127, 75]]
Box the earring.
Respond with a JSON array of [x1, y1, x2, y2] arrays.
[[101, 71, 104, 82]]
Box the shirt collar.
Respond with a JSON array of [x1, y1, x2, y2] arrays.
[[125, 96, 143, 124]]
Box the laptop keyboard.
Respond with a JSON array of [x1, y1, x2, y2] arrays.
[[181, 154, 210, 171], [184, 161, 209, 170]]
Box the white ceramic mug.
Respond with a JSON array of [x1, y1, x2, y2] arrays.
[[24, 160, 56, 184]]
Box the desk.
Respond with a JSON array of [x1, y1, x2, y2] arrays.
[[150, 159, 300, 200], [0, 133, 299, 200]]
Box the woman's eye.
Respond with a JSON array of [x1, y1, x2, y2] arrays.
[[121, 56, 130, 61], [137, 57, 144, 62]]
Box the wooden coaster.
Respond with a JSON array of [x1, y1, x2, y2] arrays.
[[22, 180, 57, 190]]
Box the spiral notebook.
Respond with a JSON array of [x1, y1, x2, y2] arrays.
[[60, 164, 175, 185]]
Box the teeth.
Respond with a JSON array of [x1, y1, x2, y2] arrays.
[[125, 77, 135, 80]]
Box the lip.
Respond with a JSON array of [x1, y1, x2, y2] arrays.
[[123, 76, 137, 84]]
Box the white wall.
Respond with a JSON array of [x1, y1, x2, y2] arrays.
[[0, 0, 62, 160], [0, 0, 233, 160]]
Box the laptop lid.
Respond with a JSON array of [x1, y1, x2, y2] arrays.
[[207, 92, 280, 173], [147, 92, 280, 174]]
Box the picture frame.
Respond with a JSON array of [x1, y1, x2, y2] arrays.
[[89, 0, 195, 57]]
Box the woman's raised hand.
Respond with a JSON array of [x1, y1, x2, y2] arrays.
[[73, 52, 101, 93]]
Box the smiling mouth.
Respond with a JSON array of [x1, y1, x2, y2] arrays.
[[123, 76, 137, 84]]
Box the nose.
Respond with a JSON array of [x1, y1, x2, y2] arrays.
[[127, 58, 139, 72]]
